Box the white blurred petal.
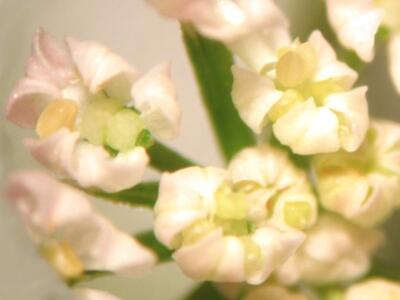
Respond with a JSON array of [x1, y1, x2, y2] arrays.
[[273, 99, 341, 155], [26, 28, 77, 88], [326, 0, 382, 62], [6, 78, 60, 128], [388, 33, 400, 94], [25, 129, 149, 192], [325, 87, 369, 152], [131, 63, 180, 139], [74, 289, 121, 300], [66, 37, 137, 102], [345, 279, 400, 300], [232, 66, 283, 133]]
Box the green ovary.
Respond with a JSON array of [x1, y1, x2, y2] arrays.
[[80, 97, 147, 152], [283, 201, 313, 229]]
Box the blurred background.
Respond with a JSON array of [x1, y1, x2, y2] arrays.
[[0, 0, 399, 299]]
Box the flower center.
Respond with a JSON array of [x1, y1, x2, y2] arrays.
[[40, 240, 83, 279]]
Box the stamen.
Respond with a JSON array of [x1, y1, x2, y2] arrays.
[[283, 201, 313, 229]]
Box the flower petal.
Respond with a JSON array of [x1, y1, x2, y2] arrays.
[[273, 99, 341, 155], [325, 87, 369, 152], [326, 0, 382, 62], [345, 279, 400, 300], [63, 214, 157, 276], [66, 37, 137, 102], [25, 129, 149, 192], [6, 78, 60, 128], [232, 66, 283, 133], [74, 289, 121, 300], [5, 170, 91, 234], [25, 28, 77, 88], [388, 33, 400, 94], [130, 63, 180, 139]]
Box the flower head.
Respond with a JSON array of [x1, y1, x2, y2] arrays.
[[6, 29, 180, 192], [147, 0, 288, 43], [276, 214, 384, 286], [313, 119, 400, 227], [232, 30, 369, 155], [345, 278, 400, 300], [326, 0, 400, 93], [154, 146, 317, 284], [5, 171, 157, 279]]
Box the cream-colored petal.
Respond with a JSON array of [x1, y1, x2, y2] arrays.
[[66, 37, 137, 102], [345, 279, 400, 300], [63, 214, 157, 276], [6, 78, 60, 128], [273, 100, 341, 155], [173, 229, 225, 280], [26, 28, 77, 88], [248, 227, 305, 285], [313, 61, 358, 89], [326, 0, 382, 62], [325, 87, 369, 152], [5, 170, 92, 235], [232, 66, 283, 133], [307, 30, 337, 68], [74, 289, 121, 300], [130, 63, 180, 139], [25, 129, 149, 192], [388, 32, 400, 94]]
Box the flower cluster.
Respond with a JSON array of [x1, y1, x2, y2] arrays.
[[3, 0, 400, 299]]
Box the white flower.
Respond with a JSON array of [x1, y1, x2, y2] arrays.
[[313, 119, 400, 227], [232, 30, 369, 155], [345, 278, 400, 300], [245, 284, 309, 300], [74, 289, 121, 300], [276, 214, 384, 286], [6, 29, 180, 192], [326, 0, 400, 93], [154, 145, 317, 284], [5, 171, 157, 279], [147, 0, 288, 43]]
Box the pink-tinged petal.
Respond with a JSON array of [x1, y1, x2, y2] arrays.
[[325, 87, 369, 152], [5, 77, 60, 128], [66, 37, 137, 102], [74, 289, 121, 300], [232, 66, 283, 133], [388, 33, 400, 94], [326, 0, 382, 62], [5, 170, 91, 235], [131, 63, 181, 140], [25, 129, 149, 192], [26, 28, 77, 88], [63, 214, 157, 276]]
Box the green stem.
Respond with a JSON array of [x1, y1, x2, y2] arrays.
[[183, 282, 227, 300], [181, 24, 255, 162], [136, 231, 172, 263], [148, 141, 197, 172]]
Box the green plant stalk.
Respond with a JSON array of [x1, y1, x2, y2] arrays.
[[136, 231, 172, 263], [181, 23, 255, 162]]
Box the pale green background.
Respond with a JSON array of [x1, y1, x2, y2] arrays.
[[0, 0, 399, 299]]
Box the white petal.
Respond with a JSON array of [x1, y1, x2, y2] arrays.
[[6, 78, 60, 128], [325, 87, 369, 152], [63, 214, 157, 276], [308, 30, 337, 67], [5, 171, 91, 234], [26, 28, 77, 88], [25, 129, 149, 192], [313, 61, 358, 89], [232, 66, 283, 133], [326, 0, 382, 62], [273, 100, 341, 155], [131, 63, 180, 139], [345, 279, 400, 300], [74, 289, 121, 300], [174, 229, 225, 280], [66, 37, 137, 102], [248, 227, 305, 285], [388, 33, 400, 94]]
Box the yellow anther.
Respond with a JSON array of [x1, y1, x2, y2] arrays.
[[41, 240, 84, 279], [36, 99, 78, 138], [276, 42, 317, 88], [283, 201, 313, 230]]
